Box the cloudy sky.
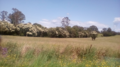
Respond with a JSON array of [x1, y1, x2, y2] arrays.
[[0, 0, 120, 31]]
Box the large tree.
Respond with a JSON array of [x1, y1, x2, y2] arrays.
[[107, 27, 112, 32], [8, 8, 25, 26], [89, 25, 98, 32], [0, 11, 8, 21], [61, 17, 70, 28]]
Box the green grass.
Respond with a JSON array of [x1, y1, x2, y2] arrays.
[[0, 35, 120, 67], [0, 42, 120, 67]]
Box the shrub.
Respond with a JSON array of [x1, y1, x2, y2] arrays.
[[101, 28, 116, 36]]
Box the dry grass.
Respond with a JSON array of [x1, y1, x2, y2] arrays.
[[0, 35, 120, 67], [1, 35, 120, 51]]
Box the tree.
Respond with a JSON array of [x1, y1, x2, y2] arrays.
[[79, 26, 84, 31], [101, 27, 116, 36], [72, 25, 81, 37], [107, 27, 112, 32], [33, 23, 44, 28], [72, 25, 84, 32], [90, 31, 97, 40], [61, 17, 70, 28], [89, 25, 98, 32], [8, 8, 25, 26], [102, 28, 107, 32], [72, 25, 79, 32], [0, 11, 8, 21]]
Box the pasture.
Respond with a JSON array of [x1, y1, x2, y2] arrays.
[[2, 35, 120, 50], [0, 35, 120, 67]]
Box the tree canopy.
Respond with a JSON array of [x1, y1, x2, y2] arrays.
[[89, 25, 98, 32], [61, 17, 70, 28], [8, 8, 25, 26], [101, 27, 116, 36]]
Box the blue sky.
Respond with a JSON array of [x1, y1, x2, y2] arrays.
[[0, 0, 120, 31]]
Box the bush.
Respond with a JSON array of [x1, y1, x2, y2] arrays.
[[102, 31, 116, 36], [101, 28, 116, 36]]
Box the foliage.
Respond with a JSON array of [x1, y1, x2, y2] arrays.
[[0, 9, 117, 38], [1, 20, 117, 38], [57, 27, 69, 37], [101, 27, 116, 36], [116, 32, 120, 35], [78, 31, 90, 38], [33, 23, 48, 37], [48, 27, 69, 38], [33, 23, 45, 29], [90, 31, 98, 40], [65, 25, 88, 38], [88, 25, 99, 32], [61, 17, 70, 28], [8, 8, 25, 26], [0, 21, 48, 37], [0, 21, 16, 35], [48, 28, 58, 37]]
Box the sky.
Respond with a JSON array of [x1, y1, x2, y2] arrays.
[[0, 0, 120, 32]]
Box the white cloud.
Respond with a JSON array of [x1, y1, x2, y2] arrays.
[[38, 17, 63, 28], [38, 17, 108, 31], [70, 21, 108, 31], [113, 17, 120, 32], [113, 17, 120, 23]]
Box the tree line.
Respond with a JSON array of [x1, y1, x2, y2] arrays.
[[0, 8, 25, 26], [0, 8, 119, 37]]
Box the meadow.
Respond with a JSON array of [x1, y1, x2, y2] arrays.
[[0, 35, 120, 67]]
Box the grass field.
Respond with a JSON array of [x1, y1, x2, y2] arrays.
[[0, 35, 120, 67], [1, 35, 120, 50]]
